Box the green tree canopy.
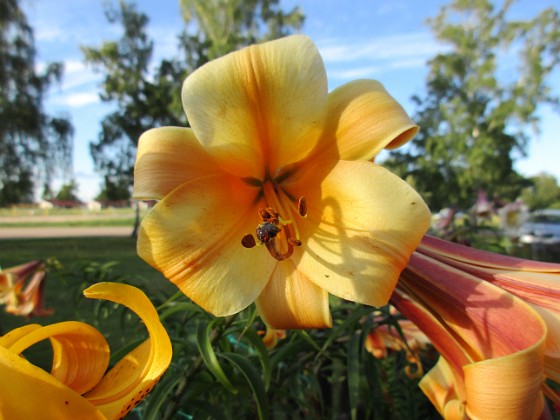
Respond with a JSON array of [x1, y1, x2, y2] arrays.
[[55, 179, 80, 202], [0, 0, 74, 206], [385, 0, 559, 211], [520, 173, 560, 210]]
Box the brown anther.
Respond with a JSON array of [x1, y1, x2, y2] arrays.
[[297, 196, 307, 217], [241, 234, 257, 248], [258, 207, 279, 223], [288, 238, 302, 246]]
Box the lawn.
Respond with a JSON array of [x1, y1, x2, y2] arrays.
[[0, 236, 177, 368]]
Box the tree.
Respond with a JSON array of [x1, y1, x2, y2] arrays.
[[82, 0, 303, 192], [520, 173, 560, 210], [96, 175, 132, 202], [83, 0, 303, 235], [82, 2, 174, 199], [55, 179, 80, 202], [0, 0, 73, 206], [180, 0, 304, 61], [385, 0, 560, 211]]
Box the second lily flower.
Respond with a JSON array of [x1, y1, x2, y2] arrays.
[[133, 35, 431, 328]]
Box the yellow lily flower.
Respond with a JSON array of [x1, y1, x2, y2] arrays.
[[0, 282, 173, 419], [133, 35, 431, 329], [391, 235, 560, 419], [0, 260, 53, 317]]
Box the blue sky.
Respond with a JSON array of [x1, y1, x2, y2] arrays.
[[23, 0, 559, 201]]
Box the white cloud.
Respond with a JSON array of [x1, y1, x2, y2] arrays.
[[61, 60, 103, 90], [328, 66, 381, 80], [52, 92, 99, 108], [317, 33, 443, 65]]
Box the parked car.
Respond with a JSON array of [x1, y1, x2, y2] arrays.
[[518, 209, 560, 246]]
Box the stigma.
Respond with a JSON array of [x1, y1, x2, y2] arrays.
[[241, 200, 305, 261]]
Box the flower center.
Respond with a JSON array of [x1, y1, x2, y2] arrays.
[[241, 181, 307, 261]]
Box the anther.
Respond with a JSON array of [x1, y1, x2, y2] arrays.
[[297, 196, 307, 218], [258, 207, 279, 224], [288, 238, 302, 246], [241, 234, 257, 248]]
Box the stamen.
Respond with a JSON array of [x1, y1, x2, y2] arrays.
[[241, 234, 256, 248], [297, 196, 307, 218], [244, 182, 306, 261], [288, 238, 302, 246]]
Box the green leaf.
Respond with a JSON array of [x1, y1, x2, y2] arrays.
[[142, 373, 185, 420], [347, 331, 362, 420], [196, 321, 237, 394], [236, 328, 272, 390], [220, 352, 269, 420], [160, 301, 209, 321]]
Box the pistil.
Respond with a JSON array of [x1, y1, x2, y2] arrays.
[[240, 181, 307, 261]]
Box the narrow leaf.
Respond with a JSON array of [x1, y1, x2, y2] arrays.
[[196, 321, 237, 394]]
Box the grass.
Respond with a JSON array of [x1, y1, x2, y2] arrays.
[[0, 218, 138, 227], [0, 236, 177, 368]]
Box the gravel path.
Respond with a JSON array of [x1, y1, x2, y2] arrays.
[[0, 226, 133, 239]]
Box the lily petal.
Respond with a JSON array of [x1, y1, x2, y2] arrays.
[[296, 160, 430, 307], [418, 236, 560, 387], [5, 321, 110, 395], [83, 282, 173, 419], [394, 250, 549, 419], [323, 80, 418, 161], [256, 259, 332, 329], [419, 358, 467, 419], [0, 346, 105, 419], [462, 343, 545, 420], [138, 173, 276, 316], [133, 126, 221, 200], [182, 35, 328, 179]]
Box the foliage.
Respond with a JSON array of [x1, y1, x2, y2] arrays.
[[117, 295, 440, 419], [82, 0, 303, 191], [55, 179, 80, 201], [82, 2, 171, 191], [180, 0, 304, 61], [520, 172, 560, 210], [0, 0, 73, 206], [385, 0, 560, 211], [96, 174, 132, 201], [0, 236, 439, 418]]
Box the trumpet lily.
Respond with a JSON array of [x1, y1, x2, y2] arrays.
[[0, 283, 172, 419], [134, 35, 431, 329], [0, 260, 53, 317], [391, 235, 560, 419]]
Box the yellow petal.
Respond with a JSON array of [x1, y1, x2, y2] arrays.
[[296, 160, 430, 307], [133, 126, 221, 200], [6, 321, 110, 395], [323, 80, 418, 161], [463, 341, 545, 420], [0, 346, 105, 419], [419, 358, 468, 419], [0, 324, 41, 348], [137, 173, 276, 316], [83, 282, 172, 419], [182, 35, 328, 179], [256, 259, 332, 329]]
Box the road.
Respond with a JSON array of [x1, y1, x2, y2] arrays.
[[0, 226, 133, 239]]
